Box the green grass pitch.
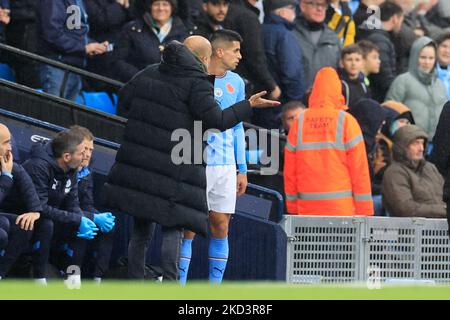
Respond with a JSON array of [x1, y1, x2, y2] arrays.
[[0, 281, 450, 300]]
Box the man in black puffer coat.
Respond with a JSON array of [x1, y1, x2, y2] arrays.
[[430, 102, 450, 237], [103, 36, 279, 280]]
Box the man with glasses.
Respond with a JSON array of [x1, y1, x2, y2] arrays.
[[293, 0, 341, 88]]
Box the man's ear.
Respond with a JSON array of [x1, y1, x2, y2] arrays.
[[62, 152, 71, 163], [215, 48, 223, 58]]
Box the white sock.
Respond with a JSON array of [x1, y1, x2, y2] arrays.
[[34, 278, 47, 286], [0, 276, 2, 280], [93, 277, 101, 283]]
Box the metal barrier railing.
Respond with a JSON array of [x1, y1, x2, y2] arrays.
[[0, 42, 124, 93], [281, 215, 450, 283]]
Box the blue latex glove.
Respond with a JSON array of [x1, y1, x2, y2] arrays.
[[94, 212, 116, 233], [77, 216, 99, 239]]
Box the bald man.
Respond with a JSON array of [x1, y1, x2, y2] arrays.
[[0, 123, 49, 283], [105, 37, 279, 280]]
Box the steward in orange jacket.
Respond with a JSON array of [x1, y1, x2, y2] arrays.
[[284, 67, 374, 216]]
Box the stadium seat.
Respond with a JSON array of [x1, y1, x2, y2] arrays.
[[80, 91, 117, 115], [0, 64, 16, 82]]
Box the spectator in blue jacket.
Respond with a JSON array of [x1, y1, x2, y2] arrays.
[[263, 0, 305, 104], [0, 124, 46, 283], [22, 128, 99, 284], [437, 31, 450, 100], [111, 0, 188, 82], [0, 0, 9, 43], [70, 126, 115, 283], [36, 0, 110, 101]]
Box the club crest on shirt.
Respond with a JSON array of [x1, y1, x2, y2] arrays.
[[214, 88, 223, 98], [65, 179, 72, 194], [226, 83, 235, 94]]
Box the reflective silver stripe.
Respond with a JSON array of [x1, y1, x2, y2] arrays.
[[353, 193, 373, 201], [286, 193, 298, 201], [296, 110, 347, 151], [297, 142, 345, 150], [296, 111, 305, 147], [335, 111, 345, 145], [286, 141, 296, 152], [345, 134, 364, 150], [297, 190, 353, 200]]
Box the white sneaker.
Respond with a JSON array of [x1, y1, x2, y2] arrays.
[[34, 278, 47, 286], [64, 274, 81, 290], [93, 277, 102, 284]]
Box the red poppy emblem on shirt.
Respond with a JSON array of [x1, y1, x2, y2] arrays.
[[226, 83, 235, 94]]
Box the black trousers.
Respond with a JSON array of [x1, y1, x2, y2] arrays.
[[0, 213, 33, 278], [49, 221, 88, 277], [83, 228, 116, 278], [127, 217, 182, 281], [0, 215, 9, 250]]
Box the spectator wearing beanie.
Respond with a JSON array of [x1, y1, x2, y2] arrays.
[[111, 0, 188, 82], [262, 0, 305, 127]]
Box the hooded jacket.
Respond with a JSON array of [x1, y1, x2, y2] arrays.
[[349, 99, 387, 196], [382, 125, 446, 218], [103, 41, 253, 236], [386, 36, 447, 140], [284, 67, 373, 216], [430, 101, 450, 202], [374, 100, 415, 186], [22, 142, 87, 229]]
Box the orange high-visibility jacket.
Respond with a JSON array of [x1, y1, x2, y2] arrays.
[[284, 67, 373, 216]]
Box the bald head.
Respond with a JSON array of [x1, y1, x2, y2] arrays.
[[184, 36, 212, 71], [0, 124, 12, 157]]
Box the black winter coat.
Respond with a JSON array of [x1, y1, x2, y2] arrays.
[[0, 163, 42, 215], [224, 0, 276, 94], [339, 70, 370, 110], [22, 142, 86, 229], [85, 0, 131, 43], [112, 16, 188, 82], [103, 41, 253, 236], [190, 11, 218, 40], [430, 102, 450, 202]]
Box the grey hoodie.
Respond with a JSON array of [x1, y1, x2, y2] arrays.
[[382, 125, 446, 218], [386, 37, 447, 139]]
